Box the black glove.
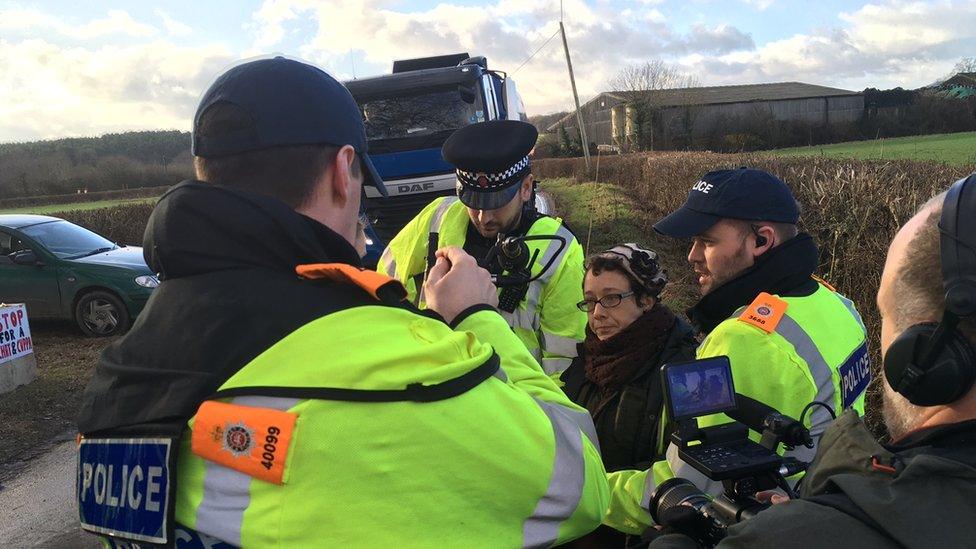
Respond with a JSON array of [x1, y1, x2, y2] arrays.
[[641, 506, 717, 548]]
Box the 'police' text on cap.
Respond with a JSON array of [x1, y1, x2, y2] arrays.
[[654, 168, 799, 238]]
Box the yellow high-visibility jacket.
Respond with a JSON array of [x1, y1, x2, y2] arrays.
[[379, 196, 586, 378], [604, 283, 869, 534]]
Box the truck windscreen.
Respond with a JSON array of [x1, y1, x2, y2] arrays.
[[360, 88, 484, 146]]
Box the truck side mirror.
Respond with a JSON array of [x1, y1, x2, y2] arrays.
[[458, 84, 477, 104], [12, 250, 39, 266]]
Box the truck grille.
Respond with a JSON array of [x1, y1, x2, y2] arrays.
[[364, 189, 456, 243]]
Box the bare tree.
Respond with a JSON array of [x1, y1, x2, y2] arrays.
[[608, 60, 698, 94], [950, 57, 976, 75], [607, 60, 700, 151]]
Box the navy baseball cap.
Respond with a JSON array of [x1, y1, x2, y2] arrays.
[[653, 168, 798, 237], [192, 56, 387, 196]]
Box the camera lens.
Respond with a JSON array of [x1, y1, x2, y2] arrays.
[[649, 477, 713, 524]]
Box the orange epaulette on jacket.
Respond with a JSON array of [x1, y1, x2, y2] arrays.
[[737, 292, 788, 334], [811, 274, 837, 292], [296, 263, 407, 303]]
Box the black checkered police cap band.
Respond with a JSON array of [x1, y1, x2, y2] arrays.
[[592, 243, 668, 298], [191, 56, 387, 196], [443, 120, 538, 210]]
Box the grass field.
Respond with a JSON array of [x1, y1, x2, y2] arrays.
[[770, 131, 976, 165], [0, 197, 158, 215]]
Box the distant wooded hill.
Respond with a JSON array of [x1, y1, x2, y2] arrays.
[[0, 131, 193, 199], [0, 121, 579, 200], [528, 111, 570, 134]]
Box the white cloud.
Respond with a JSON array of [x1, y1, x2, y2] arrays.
[[679, 0, 976, 92], [0, 8, 158, 40], [3, 0, 976, 142], [155, 9, 193, 37], [742, 0, 775, 10], [644, 9, 666, 23], [247, 0, 756, 115], [0, 37, 233, 141]]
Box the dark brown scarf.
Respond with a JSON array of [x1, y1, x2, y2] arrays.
[[583, 303, 677, 397]]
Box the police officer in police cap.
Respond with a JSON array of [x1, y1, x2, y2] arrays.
[[380, 120, 588, 378]]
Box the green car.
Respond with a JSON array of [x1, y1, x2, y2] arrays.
[[0, 214, 157, 337]]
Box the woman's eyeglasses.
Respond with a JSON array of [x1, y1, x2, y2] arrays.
[[576, 291, 635, 312]]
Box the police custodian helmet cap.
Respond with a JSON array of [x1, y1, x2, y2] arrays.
[[653, 167, 798, 238], [192, 56, 387, 196], [442, 120, 538, 210]]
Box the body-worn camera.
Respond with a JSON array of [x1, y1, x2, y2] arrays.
[[481, 234, 565, 313], [649, 356, 813, 546]]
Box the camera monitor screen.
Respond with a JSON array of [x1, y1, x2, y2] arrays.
[[663, 356, 737, 421]]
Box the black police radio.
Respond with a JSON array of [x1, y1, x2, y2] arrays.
[[883, 174, 976, 406]]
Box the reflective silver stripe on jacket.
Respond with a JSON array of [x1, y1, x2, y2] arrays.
[[541, 357, 573, 376], [541, 333, 579, 358], [508, 223, 577, 333], [773, 314, 836, 436], [527, 346, 543, 362], [417, 197, 460, 303], [194, 396, 300, 545], [379, 247, 396, 277], [501, 307, 539, 331], [523, 399, 599, 547], [537, 224, 575, 284], [428, 196, 459, 234], [836, 292, 867, 334], [540, 332, 578, 375]]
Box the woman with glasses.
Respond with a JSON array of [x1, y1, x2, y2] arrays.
[[560, 243, 697, 546], [562, 243, 697, 470]]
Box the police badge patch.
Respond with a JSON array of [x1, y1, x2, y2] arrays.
[[222, 422, 255, 458], [191, 400, 298, 485]]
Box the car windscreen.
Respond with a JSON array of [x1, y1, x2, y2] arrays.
[[359, 87, 484, 145], [20, 221, 116, 259]]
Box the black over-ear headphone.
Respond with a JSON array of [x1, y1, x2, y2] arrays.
[[883, 174, 976, 406]]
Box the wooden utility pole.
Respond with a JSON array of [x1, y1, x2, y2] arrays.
[[559, 20, 590, 169]]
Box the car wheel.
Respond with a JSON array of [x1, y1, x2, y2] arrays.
[[75, 290, 131, 337]]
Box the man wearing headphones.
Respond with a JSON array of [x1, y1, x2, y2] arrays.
[[649, 174, 976, 547]]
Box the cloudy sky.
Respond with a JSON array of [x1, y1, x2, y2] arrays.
[[1, 0, 973, 143]]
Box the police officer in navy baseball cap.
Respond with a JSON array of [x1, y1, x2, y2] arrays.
[[654, 167, 798, 238], [653, 167, 809, 303], [636, 167, 868, 503]]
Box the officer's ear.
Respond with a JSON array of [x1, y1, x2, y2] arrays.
[[330, 144, 359, 208], [750, 224, 776, 258], [519, 174, 534, 201]]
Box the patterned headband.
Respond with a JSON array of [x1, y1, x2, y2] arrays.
[[456, 155, 531, 191], [593, 243, 668, 297]]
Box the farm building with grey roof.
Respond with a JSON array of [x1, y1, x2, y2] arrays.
[[546, 81, 864, 150]]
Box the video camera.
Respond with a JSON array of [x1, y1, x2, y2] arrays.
[[648, 356, 814, 546]]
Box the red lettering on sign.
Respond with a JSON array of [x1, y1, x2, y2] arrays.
[[17, 337, 32, 353]]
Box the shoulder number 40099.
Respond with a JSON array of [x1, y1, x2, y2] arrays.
[[260, 426, 281, 470]]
